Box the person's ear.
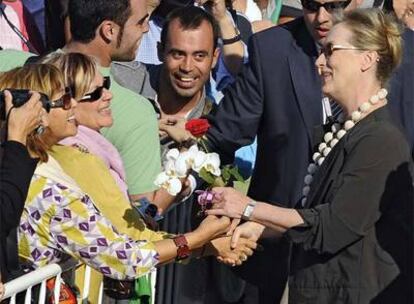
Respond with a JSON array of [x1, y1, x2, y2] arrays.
[[157, 41, 164, 62], [211, 47, 220, 70], [99, 20, 117, 43], [361, 51, 378, 72]]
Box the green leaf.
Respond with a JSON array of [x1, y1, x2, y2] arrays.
[[221, 166, 231, 181], [229, 166, 245, 182], [199, 167, 216, 184]]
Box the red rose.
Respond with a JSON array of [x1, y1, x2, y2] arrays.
[[185, 119, 210, 137]]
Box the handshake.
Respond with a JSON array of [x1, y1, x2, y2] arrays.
[[193, 188, 266, 266]]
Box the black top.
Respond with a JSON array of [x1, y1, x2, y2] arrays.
[[0, 141, 37, 281], [286, 106, 414, 303]]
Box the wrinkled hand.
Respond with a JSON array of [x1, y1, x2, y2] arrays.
[[6, 91, 48, 145], [196, 215, 231, 241], [230, 221, 265, 249], [206, 187, 251, 219], [211, 235, 257, 266], [159, 117, 192, 143]]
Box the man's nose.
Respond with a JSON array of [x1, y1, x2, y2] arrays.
[[316, 6, 331, 23], [180, 57, 193, 72]]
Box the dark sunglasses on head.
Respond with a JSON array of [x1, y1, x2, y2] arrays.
[[49, 87, 73, 110], [79, 76, 111, 103], [319, 42, 364, 57], [301, 0, 351, 12]]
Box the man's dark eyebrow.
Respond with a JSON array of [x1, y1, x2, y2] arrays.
[[137, 13, 149, 25]]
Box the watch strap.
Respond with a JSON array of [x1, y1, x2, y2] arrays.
[[222, 33, 241, 45]]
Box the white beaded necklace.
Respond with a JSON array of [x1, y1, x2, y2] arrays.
[[301, 88, 388, 206]]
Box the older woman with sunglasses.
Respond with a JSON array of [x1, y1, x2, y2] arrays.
[[206, 9, 413, 303]]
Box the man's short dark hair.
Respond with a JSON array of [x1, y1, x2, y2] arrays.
[[68, 0, 132, 43], [160, 6, 219, 50]]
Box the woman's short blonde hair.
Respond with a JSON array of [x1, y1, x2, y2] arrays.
[[0, 64, 65, 162], [41, 52, 98, 100], [335, 8, 403, 85]]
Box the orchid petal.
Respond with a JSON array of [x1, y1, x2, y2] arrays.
[[166, 148, 180, 161], [167, 178, 182, 196]]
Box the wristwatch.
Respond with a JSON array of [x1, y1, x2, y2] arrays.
[[173, 235, 190, 261], [222, 29, 241, 45], [241, 200, 257, 221]]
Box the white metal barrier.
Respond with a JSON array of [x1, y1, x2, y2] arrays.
[[2, 263, 103, 304]]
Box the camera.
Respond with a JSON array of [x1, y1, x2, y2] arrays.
[[0, 89, 51, 120]]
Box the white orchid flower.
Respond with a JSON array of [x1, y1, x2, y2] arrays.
[[154, 172, 182, 196], [188, 144, 200, 156], [192, 150, 207, 172], [165, 177, 182, 196], [202, 153, 221, 176], [164, 159, 177, 177], [175, 153, 189, 178], [166, 148, 180, 161], [154, 172, 170, 187]]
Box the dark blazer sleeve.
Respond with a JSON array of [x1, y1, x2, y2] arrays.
[[286, 124, 413, 255], [1, 141, 38, 233], [206, 33, 264, 164]]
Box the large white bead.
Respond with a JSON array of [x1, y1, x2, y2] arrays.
[[318, 143, 327, 153], [360, 102, 371, 113], [344, 120, 355, 130], [317, 157, 325, 166], [324, 132, 333, 143], [370, 94, 379, 104], [377, 88, 388, 99], [336, 129, 347, 139], [351, 111, 362, 121], [304, 174, 313, 185], [308, 163, 317, 174], [302, 186, 310, 196], [323, 147, 332, 157], [330, 138, 339, 148], [312, 152, 321, 162]]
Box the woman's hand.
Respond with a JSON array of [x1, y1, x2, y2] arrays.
[[159, 117, 193, 143], [194, 215, 231, 243], [210, 235, 257, 266], [206, 187, 251, 219], [6, 91, 48, 145], [230, 221, 266, 249]]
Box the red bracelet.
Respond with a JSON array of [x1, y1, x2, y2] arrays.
[[173, 235, 190, 261]]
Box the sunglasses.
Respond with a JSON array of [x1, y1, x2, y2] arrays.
[[301, 0, 351, 12], [319, 42, 365, 57], [49, 87, 73, 110], [79, 76, 111, 102]]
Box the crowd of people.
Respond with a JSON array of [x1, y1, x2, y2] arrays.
[[0, 0, 413, 303]]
